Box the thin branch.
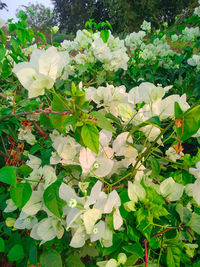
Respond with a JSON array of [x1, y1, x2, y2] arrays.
[[32, 121, 48, 139], [0, 109, 71, 122]]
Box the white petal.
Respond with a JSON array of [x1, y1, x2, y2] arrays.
[[104, 190, 121, 213], [90, 220, 105, 242], [113, 208, 123, 230], [85, 181, 103, 207], [79, 148, 95, 173], [93, 158, 114, 177], [37, 218, 57, 242], [99, 130, 112, 147], [70, 227, 86, 248], [193, 179, 200, 205], [83, 208, 102, 234], [22, 191, 42, 215], [66, 208, 83, 230]]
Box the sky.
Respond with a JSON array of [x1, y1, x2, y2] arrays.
[[0, 0, 54, 21]]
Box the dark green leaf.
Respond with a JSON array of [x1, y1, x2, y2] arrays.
[[0, 44, 6, 61], [40, 250, 62, 267], [18, 165, 33, 176], [43, 181, 65, 218], [0, 166, 17, 186], [186, 213, 200, 234], [166, 246, 181, 267], [176, 204, 192, 224], [10, 182, 32, 209], [29, 243, 37, 265], [65, 255, 85, 267], [8, 244, 25, 262], [149, 156, 161, 177], [0, 237, 5, 252]]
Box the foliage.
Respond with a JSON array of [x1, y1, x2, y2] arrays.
[[51, 0, 199, 33], [16, 3, 57, 37], [0, 4, 200, 267]]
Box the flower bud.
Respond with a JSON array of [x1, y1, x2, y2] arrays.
[[52, 26, 59, 34], [117, 253, 127, 265], [5, 217, 16, 227]]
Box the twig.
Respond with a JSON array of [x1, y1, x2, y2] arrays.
[[0, 93, 7, 99], [153, 228, 174, 238], [0, 150, 9, 158], [0, 109, 71, 122], [32, 121, 48, 139], [1, 136, 8, 156], [186, 228, 196, 241], [144, 239, 148, 267]]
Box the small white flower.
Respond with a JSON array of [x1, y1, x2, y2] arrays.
[[69, 198, 77, 208], [93, 227, 98, 234]]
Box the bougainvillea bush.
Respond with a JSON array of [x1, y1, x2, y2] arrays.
[[0, 5, 200, 267]]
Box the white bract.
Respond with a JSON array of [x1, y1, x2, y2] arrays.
[[18, 128, 36, 145], [160, 177, 184, 202], [13, 47, 69, 98], [166, 147, 184, 161]]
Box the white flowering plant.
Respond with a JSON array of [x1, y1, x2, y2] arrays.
[[0, 6, 200, 267]]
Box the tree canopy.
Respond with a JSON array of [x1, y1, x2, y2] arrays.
[[16, 3, 57, 35], [51, 0, 198, 33]]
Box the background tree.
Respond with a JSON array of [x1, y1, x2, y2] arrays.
[[51, 0, 198, 34], [16, 3, 57, 36], [51, 0, 110, 33]]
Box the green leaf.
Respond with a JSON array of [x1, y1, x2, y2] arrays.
[[40, 113, 53, 129], [40, 250, 62, 267], [29, 243, 37, 265], [43, 181, 65, 218], [122, 243, 143, 258], [8, 244, 25, 262], [10, 182, 32, 209], [149, 156, 161, 177], [166, 246, 181, 267], [0, 237, 5, 252], [174, 102, 183, 118], [100, 29, 109, 43], [50, 94, 70, 132], [124, 254, 140, 266], [0, 166, 17, 186], [18, 165, 33, 176], [176, 105, 200, 141], [176, 204, 192, 224], [17, 10, 28, 21], [0, 44, 6, 61], [9, 24, 17, 33], [10, 37, 19, 51], [65, 255, 85, 267], [64, 115, 79, 130], [186, 213, 200, 234], [81, 124, 99, 154], [90, 111, 115, 132]]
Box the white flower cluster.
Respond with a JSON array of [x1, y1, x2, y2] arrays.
[[4, 80, 195, 247], [125, 30, 146, 51], [141, 20, 151, 32], [187, 54, 200, 70], [61, 29, 129, 72], [181, 27, 200, 42], [126, 32, 176, 68]]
